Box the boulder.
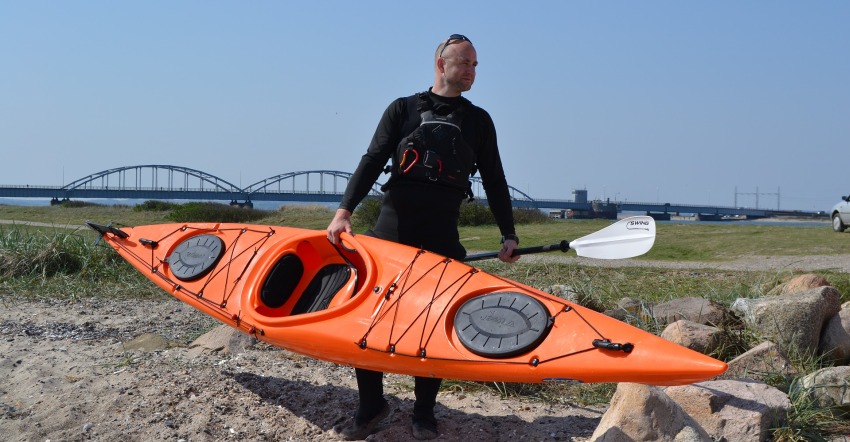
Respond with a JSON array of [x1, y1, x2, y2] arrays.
[[767, 274, 830, 296], [650, 297, 735, 327], [590, 383, 711, 441], [660, 320, 723, 356], [189, 324, 258, 356], [797, 366, 850, 416], [721, 341, 797, 383], [730, 286, 842, 354], [603, 297, 650, 322], [665, 379, 792, 442], [819, 301, 850, 365]]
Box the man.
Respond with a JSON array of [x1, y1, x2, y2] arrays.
[[327, 34, 520, 441]]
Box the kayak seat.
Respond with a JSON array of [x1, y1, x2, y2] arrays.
[[291, 264, 352, 315], [260, 254, 305, 309]]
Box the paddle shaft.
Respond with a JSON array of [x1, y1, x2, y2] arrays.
[[463, 240, 570, 262], [459, 216, 656, 262]]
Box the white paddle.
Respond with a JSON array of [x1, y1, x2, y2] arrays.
[[462, 216, 656, 262]]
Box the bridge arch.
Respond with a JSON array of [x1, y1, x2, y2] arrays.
[[61, 165, 243, 193], [469, 177, 536, 202], [52, 165, 535, 207], [244, 170, 383, 198]]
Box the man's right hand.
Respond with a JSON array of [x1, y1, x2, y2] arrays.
[[326, 209, 353, 245]]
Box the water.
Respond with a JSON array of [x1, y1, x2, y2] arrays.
[[0, 198, 336, 211]]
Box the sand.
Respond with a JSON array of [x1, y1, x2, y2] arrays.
[[1, 296, 602, 441]]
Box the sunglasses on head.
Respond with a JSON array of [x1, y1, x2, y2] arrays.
[[439, 34, 472, 57]]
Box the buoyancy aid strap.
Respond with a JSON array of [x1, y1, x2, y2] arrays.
[[415, 91, 431, 113], [420, 110, 462, 131]]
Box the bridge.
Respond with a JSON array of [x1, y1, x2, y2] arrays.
[[0, 164, 822, 219]]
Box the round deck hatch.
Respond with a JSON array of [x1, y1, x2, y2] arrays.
[[167, 234, 224, 281], [454, 292, 553, 358]]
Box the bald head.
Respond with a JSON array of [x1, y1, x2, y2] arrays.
[[435, 35, 474, 63], [432, 35, 478, 97]]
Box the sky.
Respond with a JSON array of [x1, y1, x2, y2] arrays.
[[1, 1, 848, 212]]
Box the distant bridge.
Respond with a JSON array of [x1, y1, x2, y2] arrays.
[[0, 164, 536, 206], [0, 165, 380, 205], [0, 164, 823, 219]]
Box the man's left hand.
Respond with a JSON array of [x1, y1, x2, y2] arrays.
[[498, 239, 520, 263]]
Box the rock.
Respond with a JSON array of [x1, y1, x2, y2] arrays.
[[590, 383, 711, 441], [604, 297, 651, 322], [767, 274, 830, 296], [731, 286, 842, 354], [797, 366, 850, 416], [650, 297, 736, 327], [721, 341, 796, 383], [660, 320, 722, 355], [617, 297, 645, 312], [819, 302, 850, 365], [122, 333, 170, 352], [546, 284, 580, 304], [189, 324, 258, 356], [665, 379, 792, 442]]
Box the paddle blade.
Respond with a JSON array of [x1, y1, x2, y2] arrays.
[[570, 216, 656, 259]]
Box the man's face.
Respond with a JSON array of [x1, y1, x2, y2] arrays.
[[442, 42, 477, 93]]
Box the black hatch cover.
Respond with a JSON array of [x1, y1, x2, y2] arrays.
[[167, 234, 224, 281], [454, 292, 553, 358]]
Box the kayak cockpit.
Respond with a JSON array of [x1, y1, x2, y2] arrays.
[[249, 233, 372, 321], [259, 255, 352, 314]]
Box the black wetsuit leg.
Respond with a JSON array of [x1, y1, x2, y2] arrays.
[[354, 368, 386, 421], [413, 377, 441, 422]]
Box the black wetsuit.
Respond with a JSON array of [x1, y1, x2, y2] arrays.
[[340, 89, 516, 258], [338, 88, 516, 424]]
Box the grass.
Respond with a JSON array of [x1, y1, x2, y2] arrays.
[[0, 223, 166, 300], [773, 377, 849, 442], [1, 202, 849, 439]]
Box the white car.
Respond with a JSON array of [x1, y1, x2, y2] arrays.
[[832, 195, 850, 232]]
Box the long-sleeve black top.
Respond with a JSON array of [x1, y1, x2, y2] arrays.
[[340, 89, 516, 239]]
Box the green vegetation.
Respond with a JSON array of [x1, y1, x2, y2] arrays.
[[351, 196, 381, 227], [133, 200, 179, 212], [1, 202, 845, 261], [0, 224, 164, 300], [351, 198, 552, 230], [165, 202, 272, 223], [776, 377, 850, 441], [1, 202, 848, 440]]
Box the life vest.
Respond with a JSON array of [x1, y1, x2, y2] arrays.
[[383, 92, 476, 199]]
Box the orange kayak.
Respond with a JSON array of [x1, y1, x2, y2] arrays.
[[88, 222, 726, 385]]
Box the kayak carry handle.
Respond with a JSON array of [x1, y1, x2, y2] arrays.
[[593, 339, 634, 353], [85, 221, 129, 239]]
